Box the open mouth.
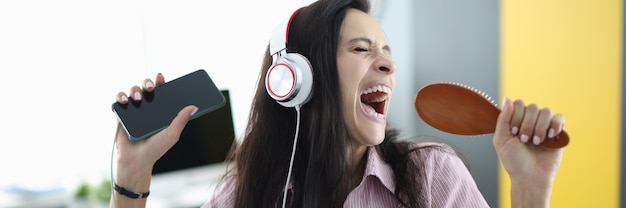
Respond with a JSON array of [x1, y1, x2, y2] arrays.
[[360, 85, 391, 119]]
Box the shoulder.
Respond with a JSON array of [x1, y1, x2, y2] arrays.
[[403, 141, 475, 186], [405, 141, 489, 207], [408, 141, 457, 151], [406, 141, 465, 166]]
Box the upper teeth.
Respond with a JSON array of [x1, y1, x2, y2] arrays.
[[361, 85, 391, 103], [362, 85, 391, 95]]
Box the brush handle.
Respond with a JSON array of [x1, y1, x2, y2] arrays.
[[490, 106, 569, 148], [539, 130, 569, 148], [493, 103, 569, 148]]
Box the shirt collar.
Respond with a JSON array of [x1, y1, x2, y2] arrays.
[[363, 146, 396, 192]]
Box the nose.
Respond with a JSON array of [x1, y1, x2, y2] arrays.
[[375, 55, 395, 74]]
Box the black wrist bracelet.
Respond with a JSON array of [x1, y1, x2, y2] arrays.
[[113, 182, 150, 199]]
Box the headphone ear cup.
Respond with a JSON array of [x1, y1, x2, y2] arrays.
[[265, 53, 313, 108]]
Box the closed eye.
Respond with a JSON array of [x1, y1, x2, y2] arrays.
[[347, 37, 391, 56], [354, 47, 369, 52]]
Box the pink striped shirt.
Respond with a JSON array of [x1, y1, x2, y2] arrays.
[[202, 142, 489, 208]]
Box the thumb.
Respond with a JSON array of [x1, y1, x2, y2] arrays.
[[493, 97, 513, 147], [167, 105, 199, 139], [144, 105, 198, 163], [153, 105, 198, 147]]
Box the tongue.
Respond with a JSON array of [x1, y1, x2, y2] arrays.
[[361, 102, 377, 115]]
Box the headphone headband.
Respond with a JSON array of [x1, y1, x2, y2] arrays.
[[269, 7, 306, 56]]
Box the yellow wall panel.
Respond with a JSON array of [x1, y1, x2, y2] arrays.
[[500, 0, 622, 207]]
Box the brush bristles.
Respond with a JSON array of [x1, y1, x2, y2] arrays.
[[441, 82, 497, 107]]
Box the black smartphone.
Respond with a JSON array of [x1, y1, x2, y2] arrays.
[[112, 69, 226, 142]]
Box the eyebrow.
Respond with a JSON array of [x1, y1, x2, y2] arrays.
[[347, 37, 392, 54]]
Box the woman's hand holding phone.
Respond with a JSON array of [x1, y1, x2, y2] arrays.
[[111, 73, 198, 207]]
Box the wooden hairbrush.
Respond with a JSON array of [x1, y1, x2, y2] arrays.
[[414, 82, 569, 148]]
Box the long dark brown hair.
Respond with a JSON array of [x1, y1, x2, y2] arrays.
[[227, 0, 426, 207]]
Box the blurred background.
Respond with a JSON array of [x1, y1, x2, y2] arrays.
[[0, 0, 621, 207]]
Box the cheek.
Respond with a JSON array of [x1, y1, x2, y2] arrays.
[[337, 69, 362, 109], [336, 56, 368, 109], [337, 64, 356, 97], [337, 63, 367, 89], [337, 54, 368, 78]]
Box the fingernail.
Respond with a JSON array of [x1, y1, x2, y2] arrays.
[[548, 128, 555, 138], [146, 81, 154, 89], [133, 91, 141, 100], [511, 126, 519, 135], [520, 134, 529, 143], [533, 135, 541, 145], [190, 107, 198, 116], [121, 95, 128, 102], [501, 97, 509, 110]]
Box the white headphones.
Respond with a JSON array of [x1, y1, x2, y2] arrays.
[[265, 7, 313, 108]]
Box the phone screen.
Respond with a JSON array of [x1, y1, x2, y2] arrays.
[[112, 69, 226, 142]]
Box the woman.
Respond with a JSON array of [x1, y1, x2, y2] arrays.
[[111, 0, 566, 207]]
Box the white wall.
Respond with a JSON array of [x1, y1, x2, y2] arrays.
[[0, 0, 314, 189]]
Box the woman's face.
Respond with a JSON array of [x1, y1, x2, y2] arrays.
[[337, 8, 396, 148]]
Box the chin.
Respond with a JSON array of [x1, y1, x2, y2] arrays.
[[358, 129, 387, 146]]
